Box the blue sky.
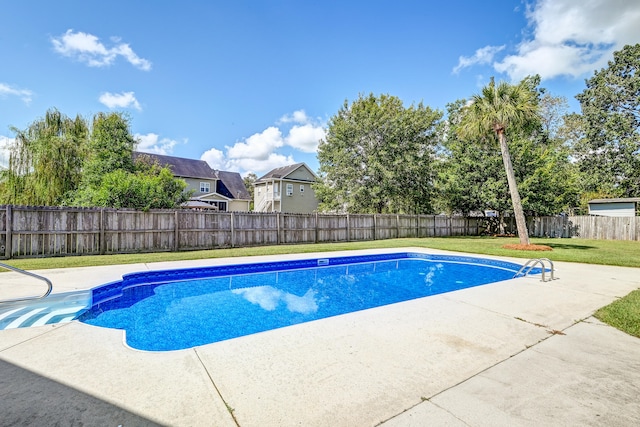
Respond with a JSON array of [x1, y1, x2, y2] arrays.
[[2, 0, 639, 177]]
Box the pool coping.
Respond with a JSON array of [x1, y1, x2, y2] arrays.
[[1, 247, 640, 426]]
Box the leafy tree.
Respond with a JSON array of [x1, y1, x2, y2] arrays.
[[71, 157, 188, 209], [439, 98, 577, 222], [82, 112, 136, 187], [458, 77, 541, 246], [316, 93, 442, 214], [575, 43, 640, 197], [0, 109, 88, 205], [243, 172, 257, 210]]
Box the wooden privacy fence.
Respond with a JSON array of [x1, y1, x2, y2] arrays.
[[529, 215, 640, 241], [1, 206, 636, 259], [0, 205, 485, 259]]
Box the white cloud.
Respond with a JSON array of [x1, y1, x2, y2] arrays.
[[453, 45, 505, 74], [227, 127, 284, 160], [0, 135, 14, 168], [99, 91, 142, 110], [278, 110, 310, 124], [201, 147, 226, 170], [285, 123, 325, 153], [135, 133, 180, 155], [226, 153, 296, 175], [52, 29, 152, 71], [0, 82, 33, 104], [494, 0, 640, 80], [200, 110, 325, 175]]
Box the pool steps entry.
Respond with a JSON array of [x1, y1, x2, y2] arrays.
[[0, 262, 91, 330], [514, 258, 556, 282]]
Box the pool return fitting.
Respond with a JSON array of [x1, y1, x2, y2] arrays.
[[514, 258, 556, 282]]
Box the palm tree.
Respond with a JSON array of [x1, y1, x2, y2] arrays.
[[459, 77, 540, 246]]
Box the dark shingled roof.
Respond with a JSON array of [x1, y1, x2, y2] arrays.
[[217, 170, 251, 200], [133, 152, 217, 180], [256, 163, 315, 182], [134, 151, 250, 200]]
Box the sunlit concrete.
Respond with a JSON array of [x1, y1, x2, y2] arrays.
[[1, 248, 639, 426]]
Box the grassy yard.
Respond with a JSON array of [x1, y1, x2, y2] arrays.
[[2, 236, 639, 337], [2, 236, 640, 270]]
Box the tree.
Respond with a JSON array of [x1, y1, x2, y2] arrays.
[[0, 109, 88, 205], [71, 156, 189, 209], [575, 43, 640, 197], [458, 77, 541, 246], [82, 112, 136, 187], [438, 98, 577, 223], [316, 93, 442, 213], [243, 172, 257, 210]]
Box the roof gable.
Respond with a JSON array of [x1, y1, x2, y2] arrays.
[[217, 170, 251, 200], [256, 163, 317, 183]]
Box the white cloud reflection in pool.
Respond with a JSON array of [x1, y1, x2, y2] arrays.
[[232, 286, 319, 314]]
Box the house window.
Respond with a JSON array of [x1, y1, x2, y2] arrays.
[[286, 183, 293, 196], [200, 182, 210, 193], [300, 185, 305, 193]]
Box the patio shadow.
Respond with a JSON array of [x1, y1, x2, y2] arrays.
[[0, 358, 163, 426]]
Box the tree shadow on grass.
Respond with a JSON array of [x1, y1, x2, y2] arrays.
[[541, 242, 597, 251]]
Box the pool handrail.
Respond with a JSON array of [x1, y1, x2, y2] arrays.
[[0, 262, 53, 304], [514, 258, 556, 282]]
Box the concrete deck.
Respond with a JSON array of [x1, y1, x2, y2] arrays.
[[1, 248, 639, 426]]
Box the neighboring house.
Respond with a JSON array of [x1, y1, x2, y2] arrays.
[[254, 163, 319, 213], [133, 152, 251, 212], [588, 198, 640, 217]]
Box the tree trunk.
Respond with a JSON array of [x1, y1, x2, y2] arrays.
[[497, 131, 530, 245]]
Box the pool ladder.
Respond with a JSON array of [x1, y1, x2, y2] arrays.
[[0, 261, 53, 304], [514, 258, 556, 282]]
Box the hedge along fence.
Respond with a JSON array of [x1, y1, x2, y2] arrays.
[[2, 205, 635, 259], [0, 205, 485, 259]]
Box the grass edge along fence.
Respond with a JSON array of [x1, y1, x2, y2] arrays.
[[0, 205, 637, 259]]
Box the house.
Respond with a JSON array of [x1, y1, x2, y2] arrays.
[[133, 152, 251, 212], [253, 163, 319, 213], [588, 198, 640, 217]]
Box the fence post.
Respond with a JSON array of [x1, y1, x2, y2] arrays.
[[5, 205, 12, 259], [174, 210, 179, 251], [315, 212, 319, 243], [230, 212, 235, 248], [100, 208, 106, 255], [276, 212, 281, 245], [373, 214, 377, 240], [346, 214, 350, 242]]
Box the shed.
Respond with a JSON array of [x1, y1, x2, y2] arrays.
[[587, 198, 640, 217]]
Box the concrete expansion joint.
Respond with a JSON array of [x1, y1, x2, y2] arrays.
[[0, 322, 68, 353], [514, 315, 569, 337], [193, 348, 240, 427]]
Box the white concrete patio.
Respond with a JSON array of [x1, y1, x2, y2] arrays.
[[1, 248, 639, 426]]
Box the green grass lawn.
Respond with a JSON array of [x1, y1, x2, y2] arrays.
[[2, 236, 640, 270], [2, 236, 639, 337]]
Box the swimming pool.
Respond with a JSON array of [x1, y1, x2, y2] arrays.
[[80, 252, 531, 351]]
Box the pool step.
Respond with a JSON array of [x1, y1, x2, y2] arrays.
[[0, 291, 91, 331]]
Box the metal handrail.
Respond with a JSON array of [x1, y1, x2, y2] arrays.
[[0, 262, 52, 304], [514, 258, 556, 282], [514, 259, 546, 282], [538, 258, 556, 281]]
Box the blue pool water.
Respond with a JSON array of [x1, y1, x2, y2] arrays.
[[80, 252, 529, 351]]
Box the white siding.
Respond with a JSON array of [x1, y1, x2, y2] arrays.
[[588, 202, 636, 217]]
